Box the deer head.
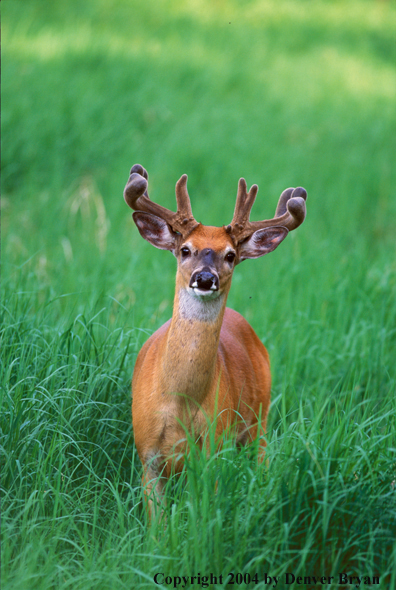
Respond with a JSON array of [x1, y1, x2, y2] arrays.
[[124, 164, 307, 301]]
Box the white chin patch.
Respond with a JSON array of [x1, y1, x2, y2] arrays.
[[192, 288, 219, 299], [179, 288, 224, 321]]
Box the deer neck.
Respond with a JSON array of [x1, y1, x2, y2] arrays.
[[160, 279, 228, 404]]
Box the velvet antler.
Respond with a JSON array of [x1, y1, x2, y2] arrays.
[[225, 179, 307, 243], [124, 164, 199, 237]]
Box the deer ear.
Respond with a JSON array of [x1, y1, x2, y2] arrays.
[[133, 212, 177, 251], [239, 226, 289, 261]]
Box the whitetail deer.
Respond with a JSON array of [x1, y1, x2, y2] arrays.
[[124, 164, 307, 513]]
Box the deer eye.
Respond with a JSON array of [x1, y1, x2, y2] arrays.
[[181, 247, 191, 258], [225, 251, 236, 263]]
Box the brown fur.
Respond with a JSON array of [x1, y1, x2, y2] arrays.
[[132, 225, 271, 513]]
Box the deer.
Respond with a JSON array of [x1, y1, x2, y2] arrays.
[[124, 163, 307, 514]]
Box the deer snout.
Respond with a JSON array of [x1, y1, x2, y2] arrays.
[[189, 268, 219, 292]]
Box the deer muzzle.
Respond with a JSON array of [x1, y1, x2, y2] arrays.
[[189, 268, 219, 295]]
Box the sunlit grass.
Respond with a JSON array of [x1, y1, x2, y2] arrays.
[[3, 0, 395, 102]]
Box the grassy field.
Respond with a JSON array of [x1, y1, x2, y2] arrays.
[[1, 0, 396, 588]]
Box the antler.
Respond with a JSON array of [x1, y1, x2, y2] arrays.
[[225, 178, 307, 243], [124, 164, 199, 237]]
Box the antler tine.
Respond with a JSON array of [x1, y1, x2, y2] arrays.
[[225, 179, 258, 236], [174, 174, 198, 233], [227, 180, 307, 242], [271, 186, 307, 230], [123, 164, 152, 211], [124, 164, 199, 236], [235, 179, 259, 225]]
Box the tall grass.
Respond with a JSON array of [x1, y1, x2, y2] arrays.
[[1, 0, 396, 588]]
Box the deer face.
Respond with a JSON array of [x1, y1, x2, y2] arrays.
[[131, 215, 237, 300], [177, 226, 236, 300], [132, 213, 290, 303]]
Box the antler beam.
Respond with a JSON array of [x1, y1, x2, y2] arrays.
[[124, 164, 199, 237], [226, 179, 307, 243]]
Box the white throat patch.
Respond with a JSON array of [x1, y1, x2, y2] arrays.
[[178, 288, 224, 323]]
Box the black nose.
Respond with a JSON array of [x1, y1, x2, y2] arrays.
[[190, 269, 219, 291], [197, 272, 216, 290]]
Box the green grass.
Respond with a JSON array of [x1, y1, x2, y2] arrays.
[[1, 0, 396, 588]]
